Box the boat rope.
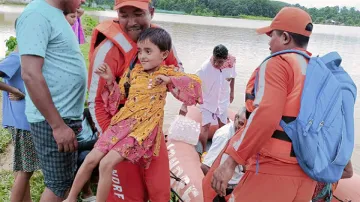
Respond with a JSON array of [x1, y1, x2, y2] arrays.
[[333, 195, 351, 202], [170, 170, 187, 185]]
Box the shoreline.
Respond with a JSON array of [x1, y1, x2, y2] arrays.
[[1, 4, 360, 31], [1, 4, 360, 40]]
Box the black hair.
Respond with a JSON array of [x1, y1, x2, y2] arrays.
[[213, 44, 228, 59], [277, 31, 310, 47], [276, 23, 313, 47], [138, 27, 172, 52]]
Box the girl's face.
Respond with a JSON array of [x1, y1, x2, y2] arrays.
[[137, 39, 169, 72], [65, 13, 77, 26]]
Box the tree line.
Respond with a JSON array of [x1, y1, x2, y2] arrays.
[[89, 0, 360, 26]]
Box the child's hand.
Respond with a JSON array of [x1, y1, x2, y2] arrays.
[[95, 63, 114, 84], [9, 88, 25, 101], [9, 91, 25, 101], [155, 75, 171, 85]]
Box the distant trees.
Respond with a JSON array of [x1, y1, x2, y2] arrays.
[[88, 0, 360, 26], [151, 0, 360, 26]]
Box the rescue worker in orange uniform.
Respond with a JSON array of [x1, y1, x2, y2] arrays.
[[202, 71, 258, 202], [210, 7, 318, 201], [87, 0, 182, 201]]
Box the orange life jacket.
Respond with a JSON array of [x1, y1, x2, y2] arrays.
[[233, 52, 309, 165], [88, 19, 138, 90]]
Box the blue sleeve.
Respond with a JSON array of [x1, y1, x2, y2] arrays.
[[0, 53, 21, 79], [16, 12, 51, 58]]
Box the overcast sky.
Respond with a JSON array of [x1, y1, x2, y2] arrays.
[[280, 0, 360, 10]]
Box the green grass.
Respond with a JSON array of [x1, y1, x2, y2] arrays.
[[239, 14, 272, 21], [83, 6, 105, 11], [80, 42, 90, 69], [0, 128, 11, 153], [0, 170, 45, 202], [0, 129, 45, 202], [197, 14, 272, 21]]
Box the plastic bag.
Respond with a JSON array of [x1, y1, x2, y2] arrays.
[[168, 115, 200, 145]]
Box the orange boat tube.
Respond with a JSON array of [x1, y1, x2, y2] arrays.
[[332, 173, 360, 202], [167, 140, 204, 201]]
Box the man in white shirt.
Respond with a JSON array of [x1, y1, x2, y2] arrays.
[[201, 107, 246, 201], [196, 45, 237, 152]]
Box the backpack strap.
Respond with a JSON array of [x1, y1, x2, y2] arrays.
[[261, 49, 311, 65], [320, 52, 342, 67], [254, 49, 311, 95], [124, 54, 138, 99]]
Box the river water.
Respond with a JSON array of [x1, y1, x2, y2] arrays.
[[0, 5, 359, 173]]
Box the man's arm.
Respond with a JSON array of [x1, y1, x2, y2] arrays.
[[230, 78, 235, 103], [341, 161, 353, 179], [21, 56, 65, 129], [0, 53, 25, 98], [0, 81, 24, 97], [224, 58, 288, 165], [229, 58, 237, 103], [21, 56, 78, 152], [211, 58, 289, 196], [201, 164, 210, 175], [17, 12, 77, 152]]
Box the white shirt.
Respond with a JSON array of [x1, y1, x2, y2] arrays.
[[197, 58, 237, 114], [203, 121, 243, 185]]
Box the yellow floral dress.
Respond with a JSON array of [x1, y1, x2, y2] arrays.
[[94, 64, 203, 168]]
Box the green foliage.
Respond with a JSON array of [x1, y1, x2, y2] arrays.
[[83, 6, 105, 11], [82, 14, 99, 37], [153, 0, 360, 26], [5, 36, 17, 56], [0, 128, 11, 153], [0, 170, 46, 202], [80, 42, 90, 68]]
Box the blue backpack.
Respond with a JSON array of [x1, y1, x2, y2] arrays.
[[260, 50, 357, 183]]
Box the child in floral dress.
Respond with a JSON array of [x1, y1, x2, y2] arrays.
[[64, 27, 203, 202]]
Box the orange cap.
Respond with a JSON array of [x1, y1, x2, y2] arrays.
[[256, 7, 313, 37], [114, 0, 151, 11]]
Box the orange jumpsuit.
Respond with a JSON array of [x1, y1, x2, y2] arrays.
[[87, 19, 181, 202], [204, 49, 317, 202]]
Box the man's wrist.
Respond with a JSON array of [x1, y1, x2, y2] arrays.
[[224, 155, 238, 169], [49, 118, 66, 130]]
